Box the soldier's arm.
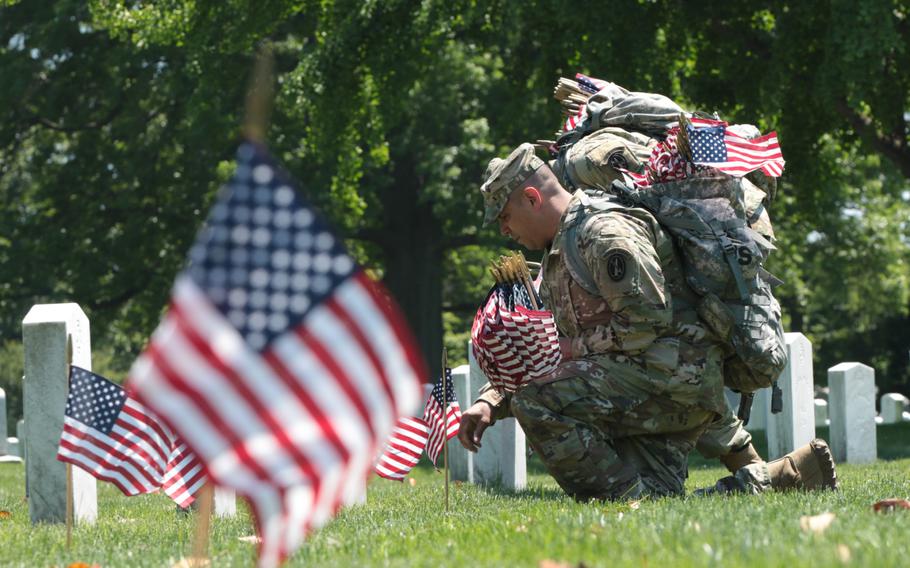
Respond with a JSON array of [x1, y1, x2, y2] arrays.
[[569, 212, 673, 356], [475, 381, 513, 421]]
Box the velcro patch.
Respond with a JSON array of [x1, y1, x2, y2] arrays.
[[607, 252, 627, 281]]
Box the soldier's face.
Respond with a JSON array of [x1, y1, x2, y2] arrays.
[[497, 189, 546, 250]]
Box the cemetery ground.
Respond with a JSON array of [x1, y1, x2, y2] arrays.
[[0, 426, 908, 567]]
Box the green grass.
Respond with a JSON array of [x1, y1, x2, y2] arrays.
[[1, 425, 909, 567]]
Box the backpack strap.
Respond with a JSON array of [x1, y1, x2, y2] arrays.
[[562, 191, 626, 296]]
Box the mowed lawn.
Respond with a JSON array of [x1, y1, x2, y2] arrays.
[[0, 424, 908, 567]]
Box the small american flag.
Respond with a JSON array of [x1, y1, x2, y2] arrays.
[[126, 142, 425, 567], [686, 118, 785, 177], [423, 369, 461, 467], [373, 416, 430, 481], [57, 366, 172, 498], [471, 289, 561, 394]]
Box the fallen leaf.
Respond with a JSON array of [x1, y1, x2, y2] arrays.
[[690, 521, 702, 533], [453, 480, 463, 487], [408, 478, 417, 487], [66, 564, 97, 568], [538, 561, 571, 568], [836, 544, 851, 563], [237, 535, 261, 544], [800, 512, 836, 535], [0, 510, 11, 519], [171, 557, 211, 568], [628, 500, 641, 510], [872, 498, 910, 513]]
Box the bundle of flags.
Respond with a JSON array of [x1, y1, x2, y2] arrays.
[[124, 141, 425, 567], [57, 366, 205, 508], [470, 254, 561, 395], [553, 72, 608, 134], [374, 367, 462, 481]]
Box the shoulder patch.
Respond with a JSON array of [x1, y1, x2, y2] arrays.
[[607, 252, 627, 281]]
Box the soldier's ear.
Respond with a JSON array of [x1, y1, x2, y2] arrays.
[[522, 186, 542, 210]]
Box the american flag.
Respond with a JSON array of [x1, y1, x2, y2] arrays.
[[57, 366, 172, 498], [373, 416, 430, 481], [126, 142, 425, 567], [686, 118, 784, 177], [471, 289, 561, 394], [162, 440, 206, 508], [423, 369, 461, 467]]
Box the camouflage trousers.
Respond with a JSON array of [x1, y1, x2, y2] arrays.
[[510, 363, 717, 502], [696, 401, 772, 493]]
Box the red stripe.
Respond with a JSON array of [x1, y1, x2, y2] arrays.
[[108, 420, 168, 476], [355, 272, 426, 415], [169, 302, 321, 493], [325, 295, 392, 437], [58, 451, 138, 496], [63, 422, 161, 488], [121, 401, 172, 452], [143, 338, 272, 484], [58, 431, 153, 493]]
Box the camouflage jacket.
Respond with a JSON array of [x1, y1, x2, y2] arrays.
[[478, 191, 726, 419]]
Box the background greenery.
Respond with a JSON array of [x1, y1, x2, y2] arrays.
[[1, 424, 909, 567], [2, 1, 910, 433]]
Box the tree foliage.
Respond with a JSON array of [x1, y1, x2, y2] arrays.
[[1, 0, 908, 398]]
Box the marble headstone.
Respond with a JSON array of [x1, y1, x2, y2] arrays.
[[766, 333, 816, 460], [22, 303, 97, 524], [828, 362, 877, 464], [880, 393, 909, 424], [0, 387, 7, 455], [814, 398, 829, 427]]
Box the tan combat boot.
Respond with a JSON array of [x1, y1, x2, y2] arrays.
[[767, 438, 838, 491], [719, 443, 764, 473]]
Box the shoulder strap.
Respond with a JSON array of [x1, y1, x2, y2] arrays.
[[562, 192, 626, 296]]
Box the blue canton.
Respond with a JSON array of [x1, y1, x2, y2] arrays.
[[431, 368, 456, 406], [187, 143, 357, 352], [687, 124, 728, 163], [66, 366, 127, 435]]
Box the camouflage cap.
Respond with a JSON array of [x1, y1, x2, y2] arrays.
[[480, 143, 545, 225]]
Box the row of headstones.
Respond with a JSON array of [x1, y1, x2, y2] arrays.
[[3, 303, 237, 525], [448, 333, 905, 490]]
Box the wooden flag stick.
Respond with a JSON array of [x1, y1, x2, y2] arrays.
[[190, 482, 215, 566], [65, 334, 73, 549], [442, 347, 450, 514], [243, 42, 275, 145]]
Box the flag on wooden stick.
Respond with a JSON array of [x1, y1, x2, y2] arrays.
[[126, 141, 425, 567], [57, 366, 173, 498]]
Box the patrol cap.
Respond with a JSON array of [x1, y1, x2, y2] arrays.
[[479, 143, 545, 225]]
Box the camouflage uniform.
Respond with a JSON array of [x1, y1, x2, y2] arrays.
[[480, 190, 732, 500]]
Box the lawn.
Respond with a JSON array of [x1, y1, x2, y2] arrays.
[[0, 424, 908, 567]]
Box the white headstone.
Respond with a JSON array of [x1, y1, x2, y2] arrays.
[[22, 303, 97, 524], [723, 387, 768, 431], [469, 347, 526, 490], [766, 333, 816, 459], [213, 487, 237, 517], [6, 437, 20, 458], [0, 387, 7, 455], [814, 398, 829, 427], [828, 362, 877, 464], [880, 393, 909, 424], [449, 364, 473, 483]]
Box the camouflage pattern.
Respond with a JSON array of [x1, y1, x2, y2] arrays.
[[696, 405, 752, 459], [696, 462, 772, 495], [499, 191, 728, 500], [480, 143, 545, 225], [551, 128, 655, 192]]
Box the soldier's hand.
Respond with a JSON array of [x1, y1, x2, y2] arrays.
[[457, 401, 493, 453]]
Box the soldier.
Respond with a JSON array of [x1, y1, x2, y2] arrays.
[[458, 143, 836, 499]]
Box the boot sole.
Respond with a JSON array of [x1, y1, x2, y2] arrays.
[[808, 438, 838, 491]]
